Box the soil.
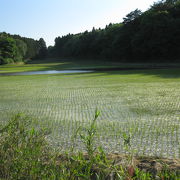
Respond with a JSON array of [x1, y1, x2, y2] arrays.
[[107, 153, 180, 177]]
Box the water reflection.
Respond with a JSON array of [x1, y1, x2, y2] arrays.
[[0, 70, 93, 76]]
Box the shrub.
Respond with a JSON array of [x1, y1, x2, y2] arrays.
[[2, 58, 14, 64], [0, 114, 56, 179]]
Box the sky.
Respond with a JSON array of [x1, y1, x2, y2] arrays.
[[0, 0, 156, 46]]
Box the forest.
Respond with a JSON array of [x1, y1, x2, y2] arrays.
[[1, 0, 180, 65], [49, 0, 180, 63], [0, 32, 47, 65]]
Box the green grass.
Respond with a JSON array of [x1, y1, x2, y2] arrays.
[[0, 61, 180, 158]]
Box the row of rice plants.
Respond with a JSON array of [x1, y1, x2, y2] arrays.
[[0, 72, 179, 157]]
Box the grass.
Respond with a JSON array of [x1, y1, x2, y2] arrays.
[[0, 113, 179, 179], [0, 60, 180, 159]]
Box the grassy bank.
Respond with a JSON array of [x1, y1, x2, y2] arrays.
[[0, 114, 179, 180], [0, 58, 180, 73]]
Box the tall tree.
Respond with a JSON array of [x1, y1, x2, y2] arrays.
[[0, 35, 17, 64], [38, 38, 47, 59], [15, 39, 27, 61], [49, 0, 180, 63]]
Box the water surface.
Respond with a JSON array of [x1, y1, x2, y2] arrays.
[[0, 70, 93, 76]]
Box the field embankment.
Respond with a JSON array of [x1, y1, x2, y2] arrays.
[[1, 58, 180, 73]]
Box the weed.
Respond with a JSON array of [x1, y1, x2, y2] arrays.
[[0, 114, 56, 179], [79, 109, 100, 158], [0, 112, 179, 179]]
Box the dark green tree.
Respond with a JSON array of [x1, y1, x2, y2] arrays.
[[123, 9, 142, 24], [38, 38, 47, 59], [15, 39, 27, 61], [0, 35, 17, 64], [49, 0, 180, 63]]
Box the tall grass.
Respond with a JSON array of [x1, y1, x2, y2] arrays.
[[0, 114, 56, 179]]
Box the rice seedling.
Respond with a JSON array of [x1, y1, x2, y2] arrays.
[[0, 111, 179, 179], [0, 68, 179, 158]]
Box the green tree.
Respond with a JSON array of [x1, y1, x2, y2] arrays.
[[49, 0, 180, 63], [38, 38, 47, 59], [123, 9, 142, 24], [15, 39, 27, 62], [0, 35, 17, 64]]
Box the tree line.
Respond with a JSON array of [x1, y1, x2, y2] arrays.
[[1, 0, 180, 65], [0, 32, 47, 65], [49, 0, 180, 63]]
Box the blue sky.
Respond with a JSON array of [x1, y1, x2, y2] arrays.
[[0, 0, 156, 46]]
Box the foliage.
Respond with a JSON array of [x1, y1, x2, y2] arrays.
[[0, 35, 17, 64], [1, 0, 180, 64], [37, 38, 48, 59], [0, 32, 47, 64], [15, 39, 27, 61], [50, 0, 180, 63], [0, 113, 179, 179], [0, 114, 55, 179]]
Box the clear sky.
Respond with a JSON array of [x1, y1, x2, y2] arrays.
[[0, 0, 156, 46]]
